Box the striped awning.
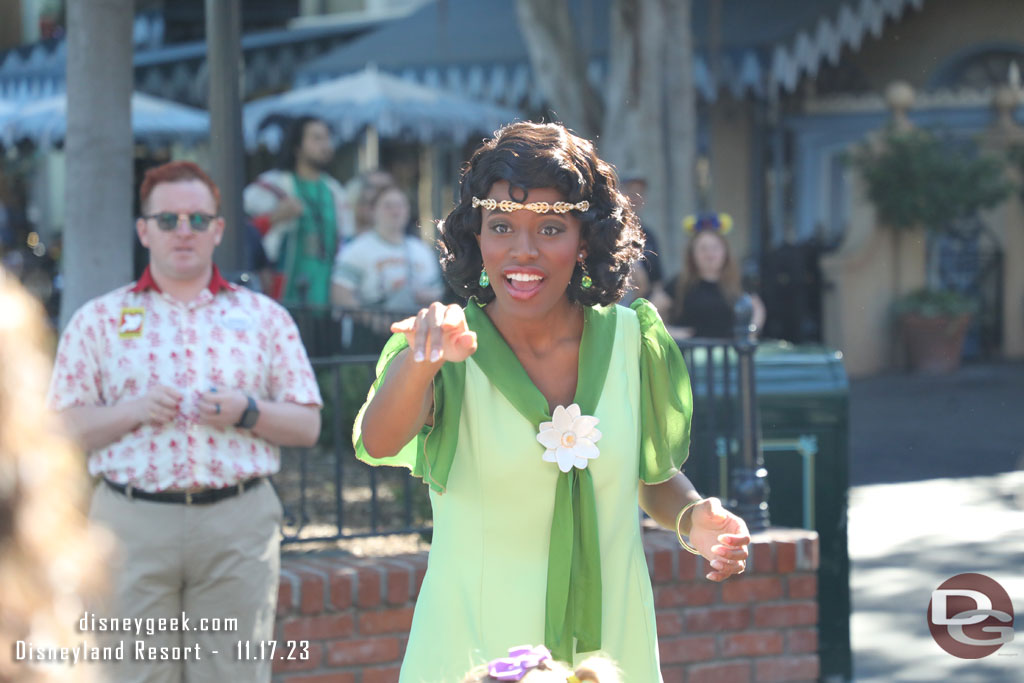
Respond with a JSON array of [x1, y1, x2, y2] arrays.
[[0, 0, 927, 108], [0, 12, 386, 106], [296, 0, 927, 105]]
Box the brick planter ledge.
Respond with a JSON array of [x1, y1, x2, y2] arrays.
[[272, 527, 819, 683]]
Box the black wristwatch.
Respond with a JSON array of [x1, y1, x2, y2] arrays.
[[235, 395, 260, 429]]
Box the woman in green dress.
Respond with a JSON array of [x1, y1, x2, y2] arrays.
[[355, 122, 750, 682]]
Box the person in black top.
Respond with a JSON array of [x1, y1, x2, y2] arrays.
[[665, 212, 765, 339]]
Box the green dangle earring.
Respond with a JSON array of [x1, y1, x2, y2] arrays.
[[578, 254, 593, 289], [479, 267, 490, 288]]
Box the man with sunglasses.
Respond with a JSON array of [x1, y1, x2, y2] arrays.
[[48, 161, 322, 682]]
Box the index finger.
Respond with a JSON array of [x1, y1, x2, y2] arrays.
[[390, 316, 416, 334], [440, 304, 467, 333], [718, 533, 751, 546]]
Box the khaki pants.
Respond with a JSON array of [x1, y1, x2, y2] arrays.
[[88, 479, 282, 683]]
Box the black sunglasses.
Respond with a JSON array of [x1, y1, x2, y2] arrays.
[[143, 212, 218, 232]]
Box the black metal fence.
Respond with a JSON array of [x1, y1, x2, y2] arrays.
[[287, 306, 418, 359], [275, 301, 767, 546]]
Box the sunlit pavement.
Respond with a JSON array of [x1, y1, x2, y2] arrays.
[[849, 472, 1024, 681], [847, 363, 1024, 681]]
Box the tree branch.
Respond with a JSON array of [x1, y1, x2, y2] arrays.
[[515, 0, 603, 138]]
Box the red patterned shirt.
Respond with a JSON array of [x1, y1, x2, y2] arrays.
[[47, 266, 322, 491]]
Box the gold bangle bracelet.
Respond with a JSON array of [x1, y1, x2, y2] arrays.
[[675, 499, 702, 555]]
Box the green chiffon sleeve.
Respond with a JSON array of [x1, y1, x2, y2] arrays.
[[631, 299, 694, 483], [352, 332, 465, 494]]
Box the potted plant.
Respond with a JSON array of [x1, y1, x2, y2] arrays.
[[893, 288, 977, 373], [851, 127, 1011, 372]]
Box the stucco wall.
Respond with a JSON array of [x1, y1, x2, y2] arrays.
[[851, 0, 1024, 91]]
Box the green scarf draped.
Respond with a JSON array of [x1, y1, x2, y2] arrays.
[[464, 302, 616, 661]]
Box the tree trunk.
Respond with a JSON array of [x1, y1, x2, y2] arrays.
[[516, 0, 696, 277], [62, 0, 134, 328], [663, 0, 697, 270], [515, 0, 603, 139], [637, 0, 673, 271], [599, 0, 640, 168]]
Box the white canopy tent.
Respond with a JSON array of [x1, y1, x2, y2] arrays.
[[243, 65, 520, 161], [1, 91, 209, 149]]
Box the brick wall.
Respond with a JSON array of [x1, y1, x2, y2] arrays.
[[272, 528, 819, 683]]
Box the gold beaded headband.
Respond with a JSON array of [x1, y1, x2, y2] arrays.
[[471, 197, 590, 214]]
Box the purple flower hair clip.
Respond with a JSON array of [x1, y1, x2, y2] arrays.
[[487, 645, 552, 680]]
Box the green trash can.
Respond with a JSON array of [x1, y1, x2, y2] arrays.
[[756, 341, 850, 683], [677, 339, 850, 681]]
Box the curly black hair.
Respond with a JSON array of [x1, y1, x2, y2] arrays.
[[275, 115, 330, 171], [439, 122, 643, 306]]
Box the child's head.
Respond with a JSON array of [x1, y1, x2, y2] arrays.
[[463, 645, 621, 683]]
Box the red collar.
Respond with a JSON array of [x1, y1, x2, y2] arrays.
[[130, 265, 236, 294]]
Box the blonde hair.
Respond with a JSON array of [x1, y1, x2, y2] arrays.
[[463, 654, 622, 683], [0, 270, 111, 682]]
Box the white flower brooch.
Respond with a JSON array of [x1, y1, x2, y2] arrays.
[[536, 404, 602, 473]]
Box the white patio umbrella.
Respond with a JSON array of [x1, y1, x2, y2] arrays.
[[0, 99, 17, 139], [243, 65, 520, 154], [1, 91, 209, 148]]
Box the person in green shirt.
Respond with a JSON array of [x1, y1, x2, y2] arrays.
[[354, 122, 751, 682], [243, 116, 354, 305]]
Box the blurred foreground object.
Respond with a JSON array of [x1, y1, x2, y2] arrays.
[[0, 268, 111, 682]]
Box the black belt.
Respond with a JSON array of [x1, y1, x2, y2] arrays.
[[103, 477, 264, 505]]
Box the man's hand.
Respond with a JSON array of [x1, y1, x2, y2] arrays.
[[684, 497, 751, 581], [270, 197, 304, 223], [135, 385, 183, 426], [197, 387, 249, 429]]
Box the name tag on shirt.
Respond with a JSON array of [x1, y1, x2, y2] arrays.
[[221, 309, 253, 332]]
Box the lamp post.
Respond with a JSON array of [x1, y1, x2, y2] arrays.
[[729, 294, 770, 531]]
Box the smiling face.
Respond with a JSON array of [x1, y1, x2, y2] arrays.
[[136, 179, 224, 285], [475, 181, 585, 318]]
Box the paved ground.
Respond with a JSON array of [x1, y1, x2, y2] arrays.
[[847, 362, 1024, 682], [850, 362, 1024, 486]]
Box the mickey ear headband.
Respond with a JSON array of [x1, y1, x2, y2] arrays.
[[683, 212, 733, 235]]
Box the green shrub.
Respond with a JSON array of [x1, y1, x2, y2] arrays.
[[850, 128, 1011, 231], [893, 288, 977, 318]]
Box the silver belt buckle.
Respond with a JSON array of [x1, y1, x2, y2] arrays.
[[185, 491, 193, 506], [125, 484, 134, 501]]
